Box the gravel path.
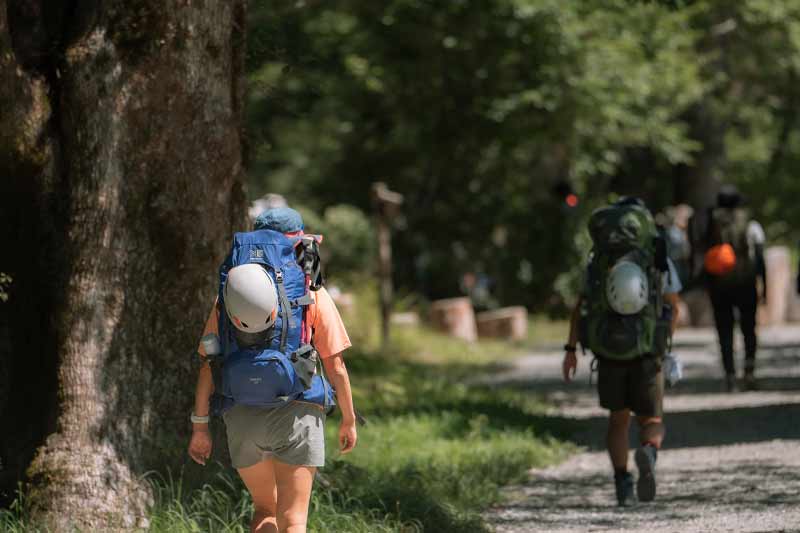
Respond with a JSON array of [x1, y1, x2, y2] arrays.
[[485, 326, 800, 533]]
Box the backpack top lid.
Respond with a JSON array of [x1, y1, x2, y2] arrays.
[[588, 199, 658, 255], [225, 228, 300, 272]]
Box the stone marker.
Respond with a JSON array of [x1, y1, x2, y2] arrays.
[[476, 306, 528, 341], [429, 297, 478, 342], [758, 246, 792, 325]]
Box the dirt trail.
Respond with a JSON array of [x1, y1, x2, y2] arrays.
[[486, 326, 800, 533]]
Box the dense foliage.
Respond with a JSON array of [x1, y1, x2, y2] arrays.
[[245, 0, 800, 309]]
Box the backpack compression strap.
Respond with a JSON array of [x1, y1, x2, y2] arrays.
[[274, 269, 292, 353]]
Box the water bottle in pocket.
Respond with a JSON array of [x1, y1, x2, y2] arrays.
[[663, 352, 683, 387]]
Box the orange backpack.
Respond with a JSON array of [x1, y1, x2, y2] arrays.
[[704, 243, 737, 275]]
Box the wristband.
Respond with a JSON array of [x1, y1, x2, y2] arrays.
[[190, 413, 210, 424], [564, 344, 577, 353]]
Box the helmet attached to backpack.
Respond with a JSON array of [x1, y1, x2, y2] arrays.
[[224, 263, 278, 333], [606, 261, 649, 315], [579, 198, 671, 361]]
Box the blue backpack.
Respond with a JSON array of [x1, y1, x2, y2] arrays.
[[210, 229, 335, 415]]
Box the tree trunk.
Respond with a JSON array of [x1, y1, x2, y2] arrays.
[[674, 103, 724, 213], [0, 0, 248, 529]]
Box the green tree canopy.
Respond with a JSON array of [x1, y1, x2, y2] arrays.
[[245, 0, 800, 309]]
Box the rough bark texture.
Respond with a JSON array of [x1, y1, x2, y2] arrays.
[[0, 0, 248, 529]]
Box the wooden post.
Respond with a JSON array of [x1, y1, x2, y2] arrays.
[[371, 182, 403, 347]]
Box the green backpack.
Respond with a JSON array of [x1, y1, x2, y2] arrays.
[[579, 200, 670, 361], [708, 207, 755, 286]]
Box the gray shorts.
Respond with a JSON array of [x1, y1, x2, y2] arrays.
[[223, 401, 326, 469]]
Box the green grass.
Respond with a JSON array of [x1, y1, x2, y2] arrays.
[[0, 488, 32, 533], [2, 288, 574, 532], [527, 315, 570, 349], [154, 337, 573, 532], [144, 469, 410, 533]]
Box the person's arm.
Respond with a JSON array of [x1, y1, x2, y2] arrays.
[[748, 221, 767, 303], [755, 243, 767, 304], [193, 362, 214, 419], [664, 293, 681, 335], [187, 361, 214, 465], [188, 304, 219, 465], [322, 354, 357, 454], [562, 297, 582, 383]]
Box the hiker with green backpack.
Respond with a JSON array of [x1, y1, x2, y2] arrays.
[[562, 197, 682, 506], [701, 184, 766, 392]]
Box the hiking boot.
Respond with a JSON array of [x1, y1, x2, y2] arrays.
[[635, 445, 657, 502], [614, 472, 635, 507], [725, 374, 738, 393], [743, 373, 758, 391]]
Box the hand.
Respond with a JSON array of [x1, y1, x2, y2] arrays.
[[562, 351, 578, 383], [188, 426, 212, 465], [758, 281, 767, 305], [339, 420, 357, 454]]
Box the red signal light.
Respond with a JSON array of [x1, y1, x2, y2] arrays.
[[565, 194, 579, 208]]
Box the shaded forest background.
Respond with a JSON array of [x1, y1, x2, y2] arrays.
[[243, 0, 800, 307]]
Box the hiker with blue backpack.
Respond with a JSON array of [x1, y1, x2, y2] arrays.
[[187, 207, 357, 533], [562, 197, 682, 506]]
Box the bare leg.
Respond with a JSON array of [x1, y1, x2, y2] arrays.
[[637, 416, 664, 448], [607, 409, 632, 470], [635, 416, 662, 502], [237, 460, 278, 533], [274, 461, 316, 533]]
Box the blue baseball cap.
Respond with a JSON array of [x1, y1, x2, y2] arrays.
[[253, 207, 304, 233]]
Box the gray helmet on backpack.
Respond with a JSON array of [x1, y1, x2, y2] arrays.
[[224, 264, 278, 333], [606, 261, 649, 315]]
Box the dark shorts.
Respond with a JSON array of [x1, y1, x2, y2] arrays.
[[597, 356, 663, 417]]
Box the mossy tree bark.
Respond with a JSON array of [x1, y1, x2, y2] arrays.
[[0, 0, 247, 528]]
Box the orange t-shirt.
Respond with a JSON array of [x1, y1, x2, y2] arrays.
[[197, 286, 351, 359]]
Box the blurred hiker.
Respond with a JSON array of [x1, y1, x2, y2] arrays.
[[562, 197, 681, 507], [659, 204, 694, 290], [188, 207, 358, 533], [460, 271, 498, 312], [703, 184, 766, 392]]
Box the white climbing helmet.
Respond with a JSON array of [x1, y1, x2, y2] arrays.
[[224, 264, 278, 333], [606, 261, 649, 315]]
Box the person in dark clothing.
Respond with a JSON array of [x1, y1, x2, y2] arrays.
[[704, 185, 767, 392]]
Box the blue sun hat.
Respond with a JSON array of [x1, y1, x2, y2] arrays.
[[254, 207, 304, 234]]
